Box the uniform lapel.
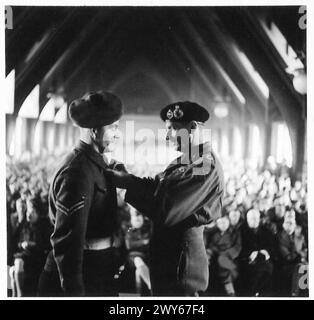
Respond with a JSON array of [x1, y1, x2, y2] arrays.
[[75, 140, 108, 171]]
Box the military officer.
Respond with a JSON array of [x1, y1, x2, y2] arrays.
[[108, 101, 225, 296], [38, 91, 124, 297]]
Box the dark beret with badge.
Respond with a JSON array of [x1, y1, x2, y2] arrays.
[[160, 101, 210, 123], [68, 91, 123, 128]]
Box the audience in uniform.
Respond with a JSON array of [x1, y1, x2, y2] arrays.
[[205, 215, 241, 296], [276, 217, 308, 296], [239, 209, 275, 296]]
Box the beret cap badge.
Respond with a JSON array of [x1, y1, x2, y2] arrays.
[[173, 105, 184, 119], [166, 109, 174, 119], [160, 101, 209, 123]]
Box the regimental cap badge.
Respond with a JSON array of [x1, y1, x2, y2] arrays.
[[167, 109, 174, 119], [173, 105, 184, 119]]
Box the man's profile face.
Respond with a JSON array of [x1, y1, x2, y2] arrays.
[[165, 120, 190, 152], [95, 120, 120, 153]]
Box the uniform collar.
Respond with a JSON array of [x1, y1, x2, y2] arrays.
[[165, 142, 212, 174], [75, 140, 110, 170], [179, 141, 212, 165]]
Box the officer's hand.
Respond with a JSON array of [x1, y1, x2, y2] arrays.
[[248, 251, 258, 264], [21, 241, 28, 250], [106, 169, 132, 189], [113, 163, 129, 173], [260, 250, 270, 261]]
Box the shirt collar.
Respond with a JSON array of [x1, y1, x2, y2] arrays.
[[75, 140, 109, 170]]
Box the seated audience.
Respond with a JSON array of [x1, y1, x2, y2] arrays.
[[240, 209, 275, 296], [206, 216, 241, 296], [124, 208, 152, 294], [9, 197, 52, 296], [6, 155, 308, 297], [276, 218, 308, 296]]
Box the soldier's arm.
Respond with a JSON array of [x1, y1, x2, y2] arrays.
[[124, 175, 159, 219], [160, 164, 224, 227], [51, 168, 92, 296]]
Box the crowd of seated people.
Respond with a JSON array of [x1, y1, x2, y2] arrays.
[[7, 158, 53, 297], [6, 155, 308, 297], [6, 156, 154, 297], [115, 199, 152, 296], [204, 162, 308, 297]]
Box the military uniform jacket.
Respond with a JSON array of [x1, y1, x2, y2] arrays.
[[206, 227, 242, 260], [276, 230, 301, 265], [125, 142, 224, 295], [45, 141, 120, 296]]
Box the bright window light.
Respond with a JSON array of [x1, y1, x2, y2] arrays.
[[33, 121, 43, 156], [18, 85, 40, 119], [250, 124, 262, 165], [234, 127, 242, 160], [221, 130, 229, 159], [5, 69, 15, 114], [54, 103, 68, 124], [39, 98, 55, 121], [211, 130, 219, 154], [276, 122, 293, 167], [9, 117, 24, 158], [9, 131, 16, 157], [47, 124, 55, 153]]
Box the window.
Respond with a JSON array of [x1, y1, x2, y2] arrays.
[[273, 122, 293, 167], [5, 69, 15, 114], [18, 85, 40, 119]]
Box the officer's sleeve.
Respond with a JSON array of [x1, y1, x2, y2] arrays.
[[51, 168, 92, 296], [160, 163, 224, 227], [124, 176, 159, 219]]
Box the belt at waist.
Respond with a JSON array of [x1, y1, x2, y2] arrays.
[[84, 237, 114, 250]]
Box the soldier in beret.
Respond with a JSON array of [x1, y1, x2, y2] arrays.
[[38, 91, 124, 296], [108, 101, 225, 296]]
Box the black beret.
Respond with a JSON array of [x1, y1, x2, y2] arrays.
[[68, 91, 123, 128], [160, 101, 210, 123]]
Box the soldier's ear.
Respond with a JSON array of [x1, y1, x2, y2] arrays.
[[90, 128, 97, 140]]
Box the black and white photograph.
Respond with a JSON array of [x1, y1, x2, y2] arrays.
[[1, 1, 312, 301]]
